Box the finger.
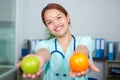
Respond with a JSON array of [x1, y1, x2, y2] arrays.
[[69, 70, 76, 78], [36, 70, 42, 76], [81, 71, 86, 75], [22, 73, 27, 78], [76, 71, 86, 77], [31, 74, 36, 79], [76, 71, 85, 77], [76, 72, 81, 76], [72, 72, 76, 78], [27, 74, 31, 77], [89, 60, 100, 72], [82, 69, 88, 75], [69, 70, 73, 77], [16, 62, 21, 68]]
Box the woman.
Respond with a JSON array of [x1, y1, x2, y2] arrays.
[[17, 3, 99, 80]]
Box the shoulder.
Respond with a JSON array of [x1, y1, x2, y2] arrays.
[[75, 35, 94, 54], [75, 35, 93, 43], [74, 35, 94, 49], [34, 38, 55, 52], [38, 37, 55, 45]]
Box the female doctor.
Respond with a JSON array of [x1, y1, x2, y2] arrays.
[[17, 3, 99, 80]]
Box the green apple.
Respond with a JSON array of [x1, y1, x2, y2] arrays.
[[21, 56, 40, 74]]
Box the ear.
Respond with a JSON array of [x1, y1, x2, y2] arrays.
[[67, 14, 70, 23]]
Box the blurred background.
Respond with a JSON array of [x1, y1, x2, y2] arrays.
[[0, 0, 120, 80]]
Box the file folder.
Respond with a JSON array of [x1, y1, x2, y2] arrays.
[[114, 42, 120, 60], [100, 39, 105, 58], [95, 39, 100, 58], [107, 42, 114, 60], [31, 39, 42, 53]]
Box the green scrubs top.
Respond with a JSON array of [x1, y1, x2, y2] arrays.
[[34, 35, 94, 80]]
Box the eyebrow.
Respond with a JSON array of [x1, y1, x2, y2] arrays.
[[57, 14, 62, 17]]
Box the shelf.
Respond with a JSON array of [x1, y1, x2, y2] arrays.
[[107, 75, 120, 80], [107, 75, 120, 78], [93, 57, 106, 61], [105, 60, 120, 63], [105, 60, 120, 80]]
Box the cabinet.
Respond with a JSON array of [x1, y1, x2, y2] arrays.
[[0, 0, 16, 65], [0, 0, 19, 80], [105, 60, 120, 80]]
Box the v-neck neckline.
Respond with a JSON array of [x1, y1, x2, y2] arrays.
[[55, 36, 74, 55]]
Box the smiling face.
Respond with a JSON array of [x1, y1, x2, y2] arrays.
[[44, 9, 70, 38]]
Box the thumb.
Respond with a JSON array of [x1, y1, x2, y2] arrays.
[[16, 61, 21, 68], [88, 60, 99, 72]]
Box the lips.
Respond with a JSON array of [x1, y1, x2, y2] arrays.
[[55, 25, 63, 32]]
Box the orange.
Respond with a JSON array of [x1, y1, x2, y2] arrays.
[[69, 52, 89, 72]]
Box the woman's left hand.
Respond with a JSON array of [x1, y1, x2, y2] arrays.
[[69, 68, 89, 77], [69, 59, 99, 77]]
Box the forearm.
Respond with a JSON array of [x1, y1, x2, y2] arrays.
[[75, 45, 89, 56], [35, 48, 51, 64]]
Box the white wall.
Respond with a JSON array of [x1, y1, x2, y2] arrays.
[[18, 0, 120, 41], [16, 0, 120, 80]]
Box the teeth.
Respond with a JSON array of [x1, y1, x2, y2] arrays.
[[55, 26, 62, 31]]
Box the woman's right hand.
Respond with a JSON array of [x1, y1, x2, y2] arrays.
[[16, 54, 45, 79]]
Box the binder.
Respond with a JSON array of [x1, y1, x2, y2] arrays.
[[95, 38, 101, 58], [31, 39, 42, 53], [92, 39, 96, 57], [21, 39, 31, 57], [100, 39, 105, 58], [31, 40, 36, 53], [107, 42, 114, 60], [114, 42, 120, 60]]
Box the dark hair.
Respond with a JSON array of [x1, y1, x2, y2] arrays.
[[41, 3, 70, 25]]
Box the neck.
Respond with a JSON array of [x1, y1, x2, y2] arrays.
[[57, 33, 72, 44], [56, 33, 72, 53]]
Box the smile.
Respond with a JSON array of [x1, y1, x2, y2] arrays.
[[55, 25, 63, 32]]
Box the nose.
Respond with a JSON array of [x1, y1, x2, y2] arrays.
[[53, 20, 59, 26]]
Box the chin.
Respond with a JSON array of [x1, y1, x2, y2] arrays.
[[57, 34, 65, 38]]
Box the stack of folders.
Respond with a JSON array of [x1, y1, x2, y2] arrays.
[[107, 42, 114, 60], [95, 38, 105, 58], [31, 39, 42, 53], [21, 39, 31, 57], [21, 39, 42, 57], [114, 42, 120, 60]]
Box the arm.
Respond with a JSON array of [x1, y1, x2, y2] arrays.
[[16, 48, 51, 79], [35, 48, 51, 65], [69, 45, 99, 77], [75, 45, 89, 56]]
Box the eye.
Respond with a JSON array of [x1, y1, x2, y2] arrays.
[[46, 21, 52, 25], [57, 16, 62, 19]]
